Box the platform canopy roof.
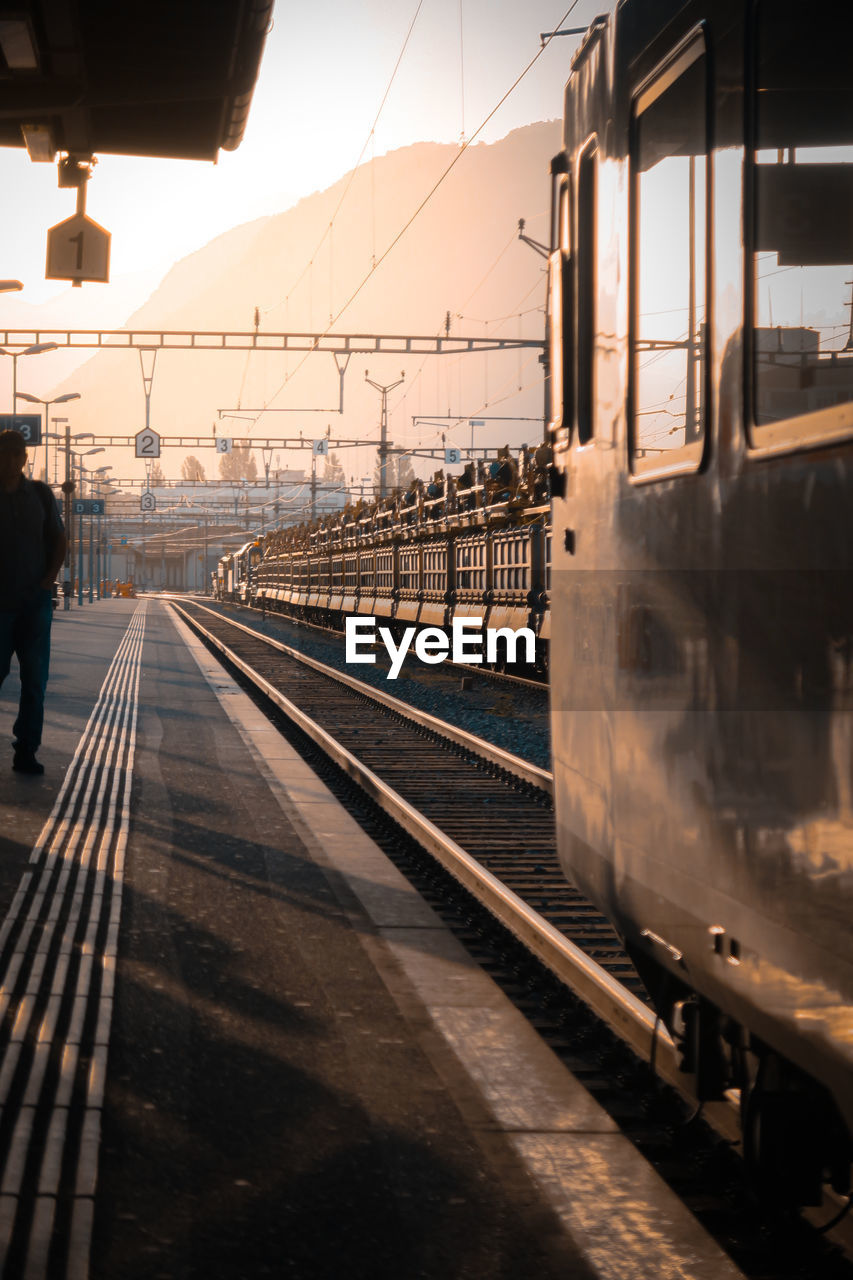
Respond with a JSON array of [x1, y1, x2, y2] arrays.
[[0, 0, 273, 162]]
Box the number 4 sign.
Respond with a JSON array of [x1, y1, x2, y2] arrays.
[[46, 212, 111, 284]]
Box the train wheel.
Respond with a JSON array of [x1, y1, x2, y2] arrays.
[[742, 1051, 851, 1207]]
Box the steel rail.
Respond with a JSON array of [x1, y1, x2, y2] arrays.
[[184, 599, 553, 793], [213, 597, 549, 692], [174, 602, 853, 1238], [171, 601, 736, 1125]]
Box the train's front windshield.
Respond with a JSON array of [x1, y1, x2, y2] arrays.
[[753, 1, 853, 433]]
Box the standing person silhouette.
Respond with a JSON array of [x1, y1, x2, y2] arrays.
[[0, 429, 67, 775]]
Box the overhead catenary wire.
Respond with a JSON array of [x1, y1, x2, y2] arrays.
[[248, 2, 583, 431], [262, 0, 426, 321], [389, 225, 532, 436], [394, 289, 547, 454]]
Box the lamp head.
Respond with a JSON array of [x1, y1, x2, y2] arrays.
[[22, 342, 58, 357]]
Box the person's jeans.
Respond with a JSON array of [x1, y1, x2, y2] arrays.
[[0, 591, 54, 755]]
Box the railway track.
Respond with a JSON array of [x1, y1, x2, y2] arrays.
[[171, 597, 853, 1278], [171, 600, 707, 1105], [222, 596, 549, 691]]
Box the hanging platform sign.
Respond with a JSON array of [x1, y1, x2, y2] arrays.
[[72, 498, 106, 515], [135, 427, 160, 458], [216, 438, 233, 453], [46, 213, 111, 284], [0, 413, 41, 445]]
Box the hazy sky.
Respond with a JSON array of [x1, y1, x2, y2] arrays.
[[0, 1, 593, 315]]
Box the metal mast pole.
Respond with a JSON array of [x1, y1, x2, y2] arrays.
[[77, 462, 84, 606], [88, 506, 94, 603], [364, 371, 404, 499], [62, 423, 73, 610]]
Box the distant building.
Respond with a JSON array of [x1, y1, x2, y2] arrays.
[[74, 473, 349, 595], [145, 472, 348, 528], [755, 326, 853, 423]]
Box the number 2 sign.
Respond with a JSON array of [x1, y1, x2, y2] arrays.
[[46, 213, 111, 284], [135, 428, 161, 458]]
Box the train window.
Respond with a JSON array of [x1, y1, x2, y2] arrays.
[[576, 146, 597, 444], [547, 169, 572, 445], [751, 1, 853, 448], [631, 36, 707, 476]]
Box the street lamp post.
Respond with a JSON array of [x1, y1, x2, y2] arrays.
[[68, 442, 103, 606], [80, 450, 103, 605], [88, 485, 95, 603], [93, 465, 112, 598], [61, 424, 72, 610], [16, 390, 81, 484], [0, 342, 59, 411], [51, 417, 69, 483], [62, 430, 93, 608], [77, 462, 84, 606]]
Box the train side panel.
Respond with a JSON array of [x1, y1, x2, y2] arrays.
[[548, 0, 853, 1196]]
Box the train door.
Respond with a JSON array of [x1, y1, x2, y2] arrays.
[[547, 18, 622, 919]]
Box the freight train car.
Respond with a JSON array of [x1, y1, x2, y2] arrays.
[[239, 450, 552, 674]]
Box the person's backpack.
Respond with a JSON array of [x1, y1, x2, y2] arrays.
[[32, 481, 56, 529], [32, 480, 60, 553]]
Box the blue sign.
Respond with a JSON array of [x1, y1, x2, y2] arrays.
[[0, 414, 41, 445], [72, 498, 105, 515]]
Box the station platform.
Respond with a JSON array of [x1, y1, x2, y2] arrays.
[[0, 598, 743, 1280]]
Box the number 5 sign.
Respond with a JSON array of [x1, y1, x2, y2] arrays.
[[46, 212, 111, 284]]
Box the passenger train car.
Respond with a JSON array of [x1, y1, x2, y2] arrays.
[[546, 0, 853, 1203]]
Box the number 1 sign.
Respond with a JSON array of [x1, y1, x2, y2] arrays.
[[46, 213, 111, 284]]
